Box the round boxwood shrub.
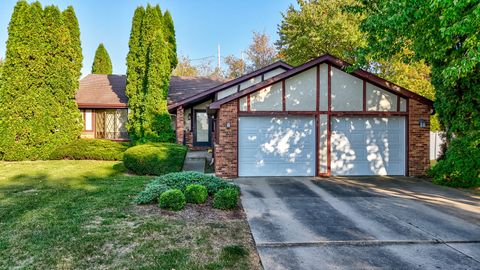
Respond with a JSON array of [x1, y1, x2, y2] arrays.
[[213, 188, 239, 210], [185, 184, 208, 204], [123, 143, 187, 175], [159, 189, 186, 211]]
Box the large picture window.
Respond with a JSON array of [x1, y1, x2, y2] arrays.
[[95, 109, 128, 140]]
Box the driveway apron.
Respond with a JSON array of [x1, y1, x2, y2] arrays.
[[236, 177, 480, 270]]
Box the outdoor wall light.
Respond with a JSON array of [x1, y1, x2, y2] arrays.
[[226, 122, 231, 129], [419, 118, 426, 128]]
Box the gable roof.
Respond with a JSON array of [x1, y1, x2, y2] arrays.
[[210, 54, 434, 109], [76, 74, 225, 108], [76, 74, 128, 108], [167, 60, 293, 111]]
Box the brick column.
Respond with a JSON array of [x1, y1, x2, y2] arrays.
[[214, 100, 238, 178], [176, 106, 184, 145], [408, 99, 431, 176]]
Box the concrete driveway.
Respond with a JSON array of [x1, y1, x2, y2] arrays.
[[235, 177, 480, 270]]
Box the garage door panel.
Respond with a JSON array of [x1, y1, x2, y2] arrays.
[[331, 117, 405, 176], [238, 116, 315, 176]]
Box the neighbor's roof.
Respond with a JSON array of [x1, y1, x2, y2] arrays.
[[76, 74, 226, 108], [210, 54, 434, 109]]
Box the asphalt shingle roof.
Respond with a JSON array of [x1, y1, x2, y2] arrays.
[[76, 74, 226, 107]]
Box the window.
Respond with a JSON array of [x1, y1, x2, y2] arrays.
[[95, 109, 129, 140]]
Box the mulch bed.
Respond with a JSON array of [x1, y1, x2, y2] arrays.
[[133, 197, 246, 221]]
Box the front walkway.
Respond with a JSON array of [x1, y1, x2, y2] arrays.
[[182, 151, 210, 172], [236, 176, 480, 270]]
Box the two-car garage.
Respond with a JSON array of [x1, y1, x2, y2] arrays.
[[238, 116, 406, 177], [210, 55, 432, 178]]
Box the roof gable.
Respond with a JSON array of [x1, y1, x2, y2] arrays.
[[167, 60, 293, 111], [210, 54, 433, 109]]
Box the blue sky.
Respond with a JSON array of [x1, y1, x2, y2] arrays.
[[0, 0, 295, 76]]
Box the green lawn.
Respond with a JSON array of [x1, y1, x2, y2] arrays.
[[0, 160, 260, 269]]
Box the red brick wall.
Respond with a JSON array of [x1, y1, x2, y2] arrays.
[[214, 100, 238, 178], [408, 99, 431, 176], [176, 107, 184, 145]]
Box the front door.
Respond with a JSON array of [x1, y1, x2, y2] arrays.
[[193, 110, 211, 147]]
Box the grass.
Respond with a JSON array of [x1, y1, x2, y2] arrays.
[[0, 160, 260, 269]]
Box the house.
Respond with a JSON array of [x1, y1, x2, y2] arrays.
[[76, 54, 433, 178]]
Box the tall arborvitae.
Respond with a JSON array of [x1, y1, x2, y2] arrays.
[[126, 4, 175, 142], [0, 1, 82, 160], [92, 43, 113, 74], [126, 6, 146, 142], [62, 6, 83, 80], [163, 10, 177, 71]]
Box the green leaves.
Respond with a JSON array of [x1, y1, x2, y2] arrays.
[[0, 2, 82, 160], [125, 5, 176, 143], [92, 43, 112, 74]]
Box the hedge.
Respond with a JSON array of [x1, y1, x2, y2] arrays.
[[123, 143, 187, 175], [49, 139, 129, 160]]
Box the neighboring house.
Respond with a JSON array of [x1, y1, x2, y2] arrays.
[[76, 54, 433, 178]]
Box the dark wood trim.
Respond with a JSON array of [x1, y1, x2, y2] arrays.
[[247, 95, 251, 112], [316, 65, 320, 112], [363, 80, 367, 112], [168, 61, 293, 111], [405, 99, 410, 176], [327, 64, 332, 176], [209, 54, 434, 110], [238, 111, 316, 116], [315, 114, 319, 177], [78, 103, 128, 109], [330, 111, 408, 116], [261, 74, 265, 81], [282, 80, 286, 111]]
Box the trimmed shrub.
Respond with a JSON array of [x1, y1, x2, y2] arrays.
[[213, 188, 239, 210], [429, 132, 480, 188], [123, 143, 187, 175], [134, 183, 169, 204], [134, 171, 239, 205], [49, 139, 129, 160], [152, 171, 239, 195], [159, 189, 186, 211], [185, 184, 208, 204]]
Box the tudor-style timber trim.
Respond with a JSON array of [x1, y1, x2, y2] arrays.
[[167, 61, 293, 111], [209, 54, 434, 110]]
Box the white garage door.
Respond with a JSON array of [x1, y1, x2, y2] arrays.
[[331, 116, 406, 176], [238, 116, 316, 176]]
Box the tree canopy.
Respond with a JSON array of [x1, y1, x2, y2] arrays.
[[0, 1, 82, 160], [172, 55, 199, 77], [92, 43, 112, 74], [245, 31, 277, 72], [351, 0, 480, 186]]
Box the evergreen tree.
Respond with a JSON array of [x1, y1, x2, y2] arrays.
[[92, 43, 113, 74], [0, 1, 82, 160], [126, 5, 175, 143], [163, 10, 177, 70], [61, 6, 83, 80], [126, 6, 146, 142]]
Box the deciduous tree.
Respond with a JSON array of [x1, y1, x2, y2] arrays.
[[350, 0, 480, 186], [224, 55, 246, 78], [92, 43, 112, 74], [172, 55, 199, 77], [245, 31, 277, 71]]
